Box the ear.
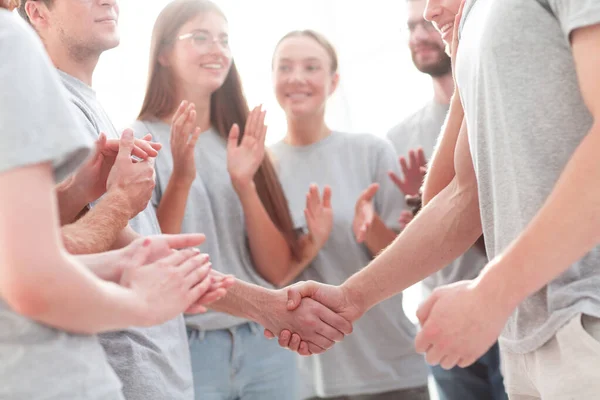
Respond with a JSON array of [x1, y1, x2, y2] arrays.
[[158, 48, 171, 67], [329, 72, 340, 96], [25, 0, 50, 30]]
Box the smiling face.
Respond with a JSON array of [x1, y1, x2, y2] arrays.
[[407, 0, 451, 76], [423, 0, 463, 50], [272, 34, 339, 120], [162, 11, 232, 96], [31, 0, 121, 57]]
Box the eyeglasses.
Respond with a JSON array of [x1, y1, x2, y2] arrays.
[[404, 19, 438, 34], [177, 31, 230, 52]]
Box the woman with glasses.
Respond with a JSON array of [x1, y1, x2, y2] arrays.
[[266, 30, 431, 400], [131, 1, 334, 398]]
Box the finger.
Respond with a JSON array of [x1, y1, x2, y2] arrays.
[[187, 273, 214, 306], [424, 343, 447, 366], [259, 116, 268, 145], [399, 156, 410, 175], [227, 123, 240, 149], [278, 330, 292, 347], [116, 129, 136, 162], [161, 233, 206, 249], [458, 356, 476, 368], [308, 184, 320, 210], [264, 329, 275, 339], [183, 109, 197, 141], [322, 185, 332, 208], [420, 166, 427, 176], [414, 321, 440, 354], [195, 287, 227, 305], [440, 354, 461, 370], [171, 101, 188, 125], [417, 148, 427, 167], [185, 304, 208, 314], [306, 342, 327, 355], [181, 253, 211, 279], [189, 127, 202, 148], [388, 171, 405, 191], [298, 341, 311, 356], [244, 106, 258, 140], [127, 238, 153, 266], [172, 103, 191, 143], [253, 108, 266, 140], [416, 291, 439, 326], [286, 281, 320, 310], [304, 208, 314, 227], [409, 150, 418, 170], [364, 183, 379, 201], [154, 247, 201, 268], [288, 333, 302, 352]]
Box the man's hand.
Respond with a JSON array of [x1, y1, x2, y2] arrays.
[[414, 276, 513, 370], [264, 281, 363, 355], [106, 129, 157, 219], [258, 287, 354, 355], [388, 148, 427, 197], [353, 183, 379, 243]]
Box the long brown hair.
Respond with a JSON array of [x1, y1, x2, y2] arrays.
[[138, 0, 302, 260]]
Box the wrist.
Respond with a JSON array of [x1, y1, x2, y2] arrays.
[[171, 170, 195, 186], [474, 257, 524, 315], [340, 280, 367, 321], [246, 287, 280, 325], [103, 189, 135, 222], [231, 178, 256, 198]]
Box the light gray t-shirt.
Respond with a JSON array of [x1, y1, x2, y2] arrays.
[[0, 11, 123, 400], [457, 0, 600, 354], [271, 132, 428, 398], [130, 120, 274, 331], [387, 101, 488, 295], [59, 72, 193, 399]]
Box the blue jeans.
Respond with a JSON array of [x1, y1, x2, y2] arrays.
[[430, 342, 507, 400], [187, 322, 299, 400]]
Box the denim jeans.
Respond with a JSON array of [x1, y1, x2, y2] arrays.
[[187, 322, 299, 400], [430, 342, 507, 400]]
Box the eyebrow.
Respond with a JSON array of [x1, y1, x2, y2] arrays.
[[278, 57, 322, 63], [188, 28, 228, 37]]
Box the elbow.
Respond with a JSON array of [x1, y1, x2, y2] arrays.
[[2, 279, 53, 320]]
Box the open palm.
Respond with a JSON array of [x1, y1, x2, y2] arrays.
[[227, 106, 267, 191], [305, 184, 333, 248]]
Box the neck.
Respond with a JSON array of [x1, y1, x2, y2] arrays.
[[46, 41, 100, 87], [165, 86, 212, 132], [284, 111, 331, 146], [431, 72, 454, 105]]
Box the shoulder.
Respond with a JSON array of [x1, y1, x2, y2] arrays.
[[338, 131, 394, 154], [387, 104, 429, 140]]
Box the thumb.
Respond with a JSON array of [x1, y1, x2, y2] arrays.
[[363, 183, 380, 202], [117, 129, 135, 162], [286, 281, 320, 310], [416, 291, 439, 326], [227, 123, 240, 149]]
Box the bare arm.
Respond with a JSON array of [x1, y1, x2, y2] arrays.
[[475, 24, 600, 307], [0, 163, 148, 334], [156, 178, 193, 234], [344, 123, 482, 313], [422, 95, 465, 206], [61, 190, 130, 254]]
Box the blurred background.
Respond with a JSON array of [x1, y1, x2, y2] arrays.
[[95, 0, 433, 324]]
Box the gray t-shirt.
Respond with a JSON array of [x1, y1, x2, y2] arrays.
[[130, 120, 274, 331], [0, 11, 123, 400], [457, 0, 600, 354], [58, 72, 193, 399], [387, 101, 488, 295], [270, 132, 428, 397]]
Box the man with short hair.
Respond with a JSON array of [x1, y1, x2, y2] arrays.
[[385, 1, 506, 398]]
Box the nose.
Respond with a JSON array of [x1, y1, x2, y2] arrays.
[[424, 0, 441, 23]]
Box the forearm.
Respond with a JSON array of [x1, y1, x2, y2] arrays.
[[61, 190, 131, 255], [156, 177, 192, 234], [55, 177, 90, 225], [477, 124, 600, 307], [363, 215, 398, 256], [208, 277, 274, 323], [236, 183, 294, 285], [423, 95, 464, 205], [344, 178, 482, 312], [5, 251, 144, 334]]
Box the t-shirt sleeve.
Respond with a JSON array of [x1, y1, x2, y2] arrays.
[[547, 0, 600, 39], [0, 15, 92, 182], [372, 138, 407, 232]]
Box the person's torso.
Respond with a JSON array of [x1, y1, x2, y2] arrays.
[[59, 73, 193, 398], [132, 120, 274, 331], [271, 132, 428, 396], [457, 0, 600, 352]]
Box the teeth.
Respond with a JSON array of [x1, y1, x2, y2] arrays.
[[287, 93, 309, 99], [440, 23, 453, 33], [202, 64, 222, 69]]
